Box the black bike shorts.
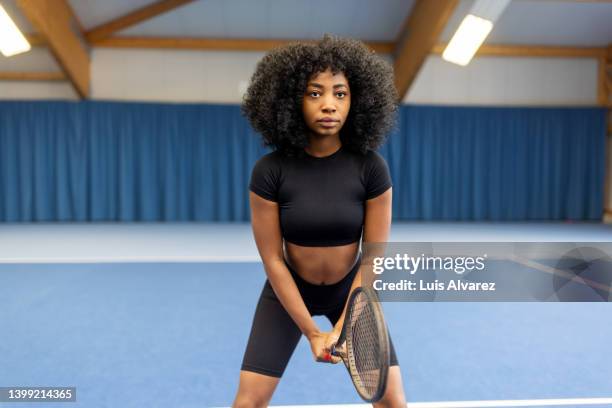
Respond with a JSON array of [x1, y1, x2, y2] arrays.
[[240, 253, 399, 377]]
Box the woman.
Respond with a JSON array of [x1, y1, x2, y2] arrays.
[[234, 34, 407, 408]]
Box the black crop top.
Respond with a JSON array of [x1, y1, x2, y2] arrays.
[[248, 145, 392, 247]]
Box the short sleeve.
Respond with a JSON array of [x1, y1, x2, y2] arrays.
[[249, 153, 281, 202], [364, 151, 392, 200]]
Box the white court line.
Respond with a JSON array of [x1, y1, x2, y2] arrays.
[[508, 254, 612, 295], [0, 256, 261, 264], [252, 398, 612, 408]]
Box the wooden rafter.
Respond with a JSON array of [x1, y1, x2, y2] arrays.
[[17, 0, 89, 98], [25, 33, 45, 46], [29, 33, 606, 62], [85, 0, 195, 43], [393, 0, 459, 101], [90, 36, 395, 54], [73, 38, 612, 60], [432, 43, 606, 58], [0, 72, 66, 81], [604, 42, 611, 221], [599, 55, 608, 106]]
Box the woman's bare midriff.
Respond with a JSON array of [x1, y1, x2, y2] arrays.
[[283, 240, 360, 285]]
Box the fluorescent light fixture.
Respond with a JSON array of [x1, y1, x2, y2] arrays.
[[442, 14, 493, 66], [443, 0, 511, 66], [0, 3, 31, 57]]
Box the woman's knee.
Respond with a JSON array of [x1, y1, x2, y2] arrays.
[[374, 394, 406, 408], [232, 370, 279, 408], [372, 366, 406, 408], [232, 394, 269, 408]]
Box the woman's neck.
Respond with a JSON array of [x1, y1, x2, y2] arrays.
[[304, 135, 342, 158]]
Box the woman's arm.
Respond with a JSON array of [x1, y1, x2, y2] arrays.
[[331, 187, 393, 338], [249, 191, 320, 340]]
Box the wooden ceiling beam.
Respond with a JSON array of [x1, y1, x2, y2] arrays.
[[598, 55, 608, 106], [28, 32, 608, 61], [393, 0, 459, 101], [0, 71, 66, 81], [25, 33, 45, 46], [85, 0, 196, 43], [90, 36, 395, 54], [432, 43, 606, 58], [17, 0, 90, 98]]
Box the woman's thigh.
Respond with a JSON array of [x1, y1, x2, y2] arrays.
[[240, 281, 303, 377]]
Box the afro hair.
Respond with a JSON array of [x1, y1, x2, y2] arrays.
[[241, 33, 399, 157]]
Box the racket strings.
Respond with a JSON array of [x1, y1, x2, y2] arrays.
[[348, 292, 383, 398]]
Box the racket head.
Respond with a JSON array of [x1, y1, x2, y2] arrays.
[[343, 286, 390, 402]]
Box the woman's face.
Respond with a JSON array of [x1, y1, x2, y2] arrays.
[[302, 67, 351, 139]]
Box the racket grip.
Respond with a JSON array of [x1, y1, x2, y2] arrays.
[[331, 343, 346, 358]]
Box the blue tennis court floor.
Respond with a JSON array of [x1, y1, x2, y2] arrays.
[[1, 261, 611, 407]]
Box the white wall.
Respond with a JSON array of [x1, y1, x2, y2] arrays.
[[407, 55, 598, 106], [91, 48, 262, 103], [0, 47, 601, 106]]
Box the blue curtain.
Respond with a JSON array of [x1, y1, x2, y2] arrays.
[[0, 101, 267, 222], [0, 101, 606, 222], [380, 105, 606, 221]]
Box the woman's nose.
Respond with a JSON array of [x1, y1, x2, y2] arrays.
[[321, 100, 337, 113]]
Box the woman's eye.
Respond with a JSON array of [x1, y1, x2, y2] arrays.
[[308, 91, 346, 98]]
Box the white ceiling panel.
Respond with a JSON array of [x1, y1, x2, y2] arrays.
[[117, 0, 414, 41], [2, 0, 609, 46], [68, 0, 158, 30]]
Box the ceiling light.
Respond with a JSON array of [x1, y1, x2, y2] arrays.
[[0, 4, 31, 57], [443, 0, 511, 66], [443, 14, 493, 66]]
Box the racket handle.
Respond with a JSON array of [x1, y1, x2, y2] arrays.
[[331, 344, 346, 358]]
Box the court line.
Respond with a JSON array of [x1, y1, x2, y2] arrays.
[[508, 254, 612, 295], [252, 397, 612, 408]]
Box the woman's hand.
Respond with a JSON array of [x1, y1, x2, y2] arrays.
[[307, 330, 342, 364]]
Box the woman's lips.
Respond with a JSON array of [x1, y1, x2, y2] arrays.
[[317, 119, 338, 128], [318, 121, 337, 128]]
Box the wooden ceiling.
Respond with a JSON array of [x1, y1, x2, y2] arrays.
[[4, 0, 611, 103]]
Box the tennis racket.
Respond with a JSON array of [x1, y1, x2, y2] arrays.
[[331, 286, 390, 403]]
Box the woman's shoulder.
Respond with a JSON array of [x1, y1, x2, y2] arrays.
[[344, 146, 387, 166], [364, 148, 386, 160], [253, 149, 284, 167], [360, 149, 389, 171], [251, 149, 290, 184]]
